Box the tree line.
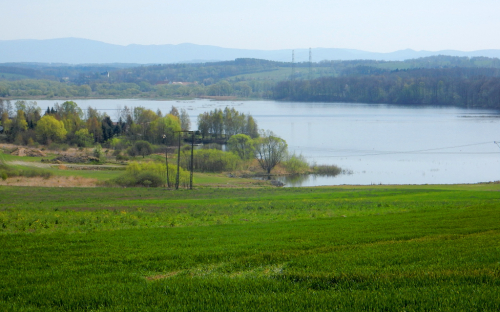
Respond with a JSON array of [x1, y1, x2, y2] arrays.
[[273, 67, 500, 108], [3, 55, 500, 107], [0, 79, 275, 99], [0, 100, 191, 148], [0, 100, 265, 153]]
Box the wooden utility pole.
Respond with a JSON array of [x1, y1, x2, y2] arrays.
[[163, 134, 170, 188], [174, 130, 199, 190], [176, 133, 181, 189]]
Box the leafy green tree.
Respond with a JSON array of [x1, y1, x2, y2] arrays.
[[228, 134, 254, 160], [86, 116, 102, 143], [197, 112, 211, 139], [254, 130, 288, 174], [179, 108, 191, 131], [74, 128, 93, 147], [36, 115, 67, 144], [10, 110, 28, 141], [1, 112, 12, 135], [58, 101, 83, 136], [129, 140, 153, 158], [245, 115, 259, 138], [149, 114, 181, 145]]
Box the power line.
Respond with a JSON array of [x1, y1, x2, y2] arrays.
[[297, 141, 500, 158]]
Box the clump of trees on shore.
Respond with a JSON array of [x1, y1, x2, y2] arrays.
[[0, 100, 191, 149], [197, 107, 259, 140]]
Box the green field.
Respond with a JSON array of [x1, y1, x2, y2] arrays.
[[1, 184, 500, 311]]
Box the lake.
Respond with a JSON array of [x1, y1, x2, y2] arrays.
[[32, 99, 500, 186]]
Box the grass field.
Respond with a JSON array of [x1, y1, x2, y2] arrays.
[[1, 184, 500, 311]]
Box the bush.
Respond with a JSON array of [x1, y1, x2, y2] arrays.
[[312, 164, 342, 176], [282, 154, 310, 174], [108, 161, 190, 188], [128, 141, 153, 158], [109, 137, 130, 151], [93, 144, 103, 158], [116, 154, 129, 161], [181, 149, 241, 172], [136, 172, 164, 187]]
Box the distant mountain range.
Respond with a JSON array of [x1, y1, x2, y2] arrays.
[[2, 38, 500, 64]]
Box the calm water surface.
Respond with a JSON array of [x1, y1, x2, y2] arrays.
[[34, 99, 500, 186]]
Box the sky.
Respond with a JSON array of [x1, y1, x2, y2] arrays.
[[2, 0, 500, 52]]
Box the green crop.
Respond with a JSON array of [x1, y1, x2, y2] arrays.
[[1, 184, 499, 311]]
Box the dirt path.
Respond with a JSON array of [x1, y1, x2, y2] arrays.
[[8, 161, 52, 168]]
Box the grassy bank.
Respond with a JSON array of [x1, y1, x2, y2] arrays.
[[1, 185, 499, 310]]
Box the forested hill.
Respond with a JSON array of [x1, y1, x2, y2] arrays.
[[273, 67, 500, 108], [2, 55, 500, 108], [3, 55, 500, 84]]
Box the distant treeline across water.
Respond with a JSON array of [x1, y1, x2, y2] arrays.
[[3, 56, 500, 109], [273, 68, 500, 109]]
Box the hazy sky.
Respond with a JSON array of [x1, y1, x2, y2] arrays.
[[2, 0, 499, 52]]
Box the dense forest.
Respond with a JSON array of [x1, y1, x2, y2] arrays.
[[273, 67, 500, 108], [1, 55, 500, 108]]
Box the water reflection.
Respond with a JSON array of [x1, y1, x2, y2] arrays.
[[276, 174, 315, 187], [253, 172, 347, 187]]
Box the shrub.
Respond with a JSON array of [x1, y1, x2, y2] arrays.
[[136, 172, 164, 187], [93, 144, 104, 161], [181, 149, 241, 172], [128, 141, 153, 158], [312, 164, 342, 176], [109, 161, 190, 188], [282, 153, 310, 174], [116, 154, 129, 161], [109, 137, 129, 151]]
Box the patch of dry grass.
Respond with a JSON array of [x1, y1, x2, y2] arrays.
[[0, 175, 98, 187]]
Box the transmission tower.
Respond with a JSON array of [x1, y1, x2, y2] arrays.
[[308, 48, 312, 80], [291, 50, 295, 81]]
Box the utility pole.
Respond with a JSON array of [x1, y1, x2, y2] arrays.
[[163, 134, 170, 188], [176, 132, 181, 190], [174, 130, 199, 190], [190, 131, 194, 190]]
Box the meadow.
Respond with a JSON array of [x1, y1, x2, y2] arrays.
[[1, 184, 499, 311]]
